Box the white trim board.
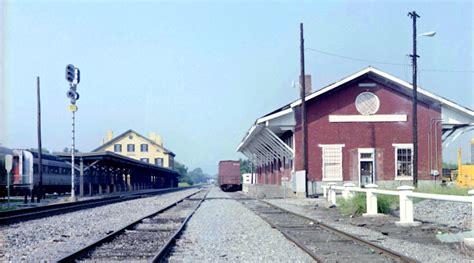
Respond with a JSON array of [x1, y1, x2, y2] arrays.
[[329, 114, 407, 122]]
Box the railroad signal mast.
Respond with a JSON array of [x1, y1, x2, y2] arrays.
[[65, 64, 80, 201]]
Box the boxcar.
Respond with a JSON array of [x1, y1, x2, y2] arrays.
[[218, 160, 241, 192]]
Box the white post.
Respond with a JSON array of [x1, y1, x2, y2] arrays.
[[363, 184, 379, 216], [326, 182, 337, 204], [70, 110, 76, 201], [464, 190, 474, 248], [395, 185, 421, 226], [342, 183, 355, 200]]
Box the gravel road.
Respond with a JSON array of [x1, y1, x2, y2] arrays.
[[0, 188, 199, 262], [167, 187, 314, 262]]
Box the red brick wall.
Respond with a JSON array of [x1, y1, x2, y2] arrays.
[[294, 76, 442, 182]]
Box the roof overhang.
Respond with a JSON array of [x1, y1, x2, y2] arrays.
[[237, 125, 294, 166], [55, 151, 178, 175], [290, 67, 474, 118]]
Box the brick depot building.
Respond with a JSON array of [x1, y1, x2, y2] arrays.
[[237, 67, 474, 197]]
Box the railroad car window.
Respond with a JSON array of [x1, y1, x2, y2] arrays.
[[127, 144, 135, 152], [33, 164, 38, 173], [114, 144, 122, 152], [42, 165, 49, 173], [140, 144, 148, 152]]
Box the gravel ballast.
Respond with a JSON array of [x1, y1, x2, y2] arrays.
[[0, 188, 199, 262], [167, 187, 314, 262], [266, 198, 472, 263], [413, 199, 472, 228]]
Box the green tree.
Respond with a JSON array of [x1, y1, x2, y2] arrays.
[[189, 167, 209, 184], [240, 158, 251, 174], [29, 148, 50, 154], [174, 161, 192, 185], [63, 147, 80, 153]]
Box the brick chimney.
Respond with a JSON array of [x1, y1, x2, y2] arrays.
[[300, 74, 312, 95], [103, 130, 113, 144]]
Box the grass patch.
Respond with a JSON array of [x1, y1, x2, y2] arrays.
[[337, 193, 398, 216], [414, 185, 469, 196], [178, 182, 191, 187]]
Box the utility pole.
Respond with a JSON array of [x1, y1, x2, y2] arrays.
[[37, 76, 43, 202], [300, 23, 309, 197], [408, 11, 419, 187]]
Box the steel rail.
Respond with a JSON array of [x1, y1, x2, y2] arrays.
[[149, 188, 209, 262], [259, 199, 418, 263], [0, 186, 197, 225], [56, 188, 206, 263]]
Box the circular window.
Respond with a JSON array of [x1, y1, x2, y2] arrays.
[[355, 92, 380, 115], [129, 135, 134, 139]]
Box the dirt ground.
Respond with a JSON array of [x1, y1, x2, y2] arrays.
[[278, 198, 474, 259]]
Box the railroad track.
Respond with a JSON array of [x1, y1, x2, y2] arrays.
[[230, 193, 417, 263], [56, 188, 209, 262], [0, 187, 197, 225]]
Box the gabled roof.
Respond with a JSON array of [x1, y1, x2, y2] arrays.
[[238, 66, 474, 150], [258, 66, 474, 124], [93, 129, 175, 156]]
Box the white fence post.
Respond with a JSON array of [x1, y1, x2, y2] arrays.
[[342, 183, 356, 200], [326, 183, 337, 205], [363, 184, 379, 216], [464, 190, 474, 248], [395, 185, 421, 226]]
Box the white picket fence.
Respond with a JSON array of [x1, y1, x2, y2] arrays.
[[321, 183, 474, 246]]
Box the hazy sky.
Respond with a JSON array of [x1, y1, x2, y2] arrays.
[[1, 0, 472, 174]]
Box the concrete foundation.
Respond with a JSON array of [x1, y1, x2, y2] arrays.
[[244, 184, 301, 199]]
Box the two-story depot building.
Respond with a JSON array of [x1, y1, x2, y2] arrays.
[[94, 129, 175, 169], [237, 67, 474, 197]]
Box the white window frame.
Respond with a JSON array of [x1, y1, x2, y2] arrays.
[[393, 143, 413, 181], [319, 144, 345, 181], [358, 148, 375, 187]]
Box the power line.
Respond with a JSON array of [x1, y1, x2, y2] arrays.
[[305, 47, 474, 73]]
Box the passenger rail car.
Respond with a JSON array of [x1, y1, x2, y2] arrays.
[[0, 147, 73, 197]]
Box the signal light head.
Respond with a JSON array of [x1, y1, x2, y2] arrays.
[[66, 64, 76, 83]]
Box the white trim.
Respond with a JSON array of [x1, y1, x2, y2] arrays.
[[395, 176, 413, 181], [355, 92, 380, 115], [393, 144, 414, 180], [329, 114, 407, 122], [392, 143, 413, 148], [318, 144, 345, 148], [290, 67, 474, 118], [321, 144, 344, 182], [256, 108, 293, 124]]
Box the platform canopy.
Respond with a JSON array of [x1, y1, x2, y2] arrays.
[[237, 111, 295, 166]]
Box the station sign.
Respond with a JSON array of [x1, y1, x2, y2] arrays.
[[4, 154, 12, 172]]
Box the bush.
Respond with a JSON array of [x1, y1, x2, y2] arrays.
[[337, 193, 366, 216], [337, 193, 397, 216]]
